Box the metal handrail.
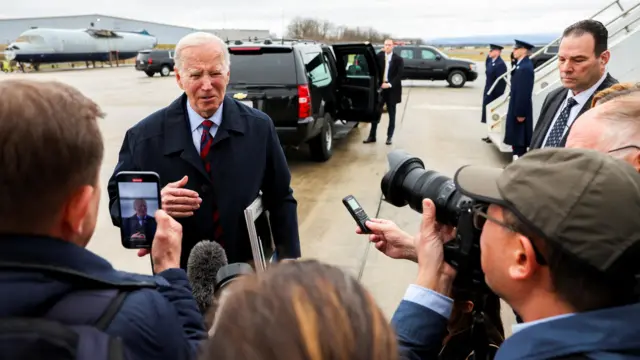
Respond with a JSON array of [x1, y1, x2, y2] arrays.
[[486, 0, 632, 96]]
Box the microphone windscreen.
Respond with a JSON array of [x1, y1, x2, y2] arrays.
[[187, 240, 228, 314]]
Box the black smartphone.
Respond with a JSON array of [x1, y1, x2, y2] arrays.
[[342, 195, 371, 234], [115, 171, 162, 249]]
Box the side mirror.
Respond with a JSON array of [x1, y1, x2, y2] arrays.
[[435, 55, 442, 60]]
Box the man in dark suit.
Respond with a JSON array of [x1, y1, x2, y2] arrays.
[[530, 20, 618, 150], [122, 198, 157, 245], [504, 39, 535, 160], [363, 38, 404, 145], [481, 44, 508, 143], [107, 32, 300, 269]]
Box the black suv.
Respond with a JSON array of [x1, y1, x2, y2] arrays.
[[135, 49, 175, 77], [226, 40, 383, 161], [383, 44, 478, 88]]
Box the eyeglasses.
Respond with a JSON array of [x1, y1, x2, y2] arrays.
[[608, 145, 640, 154], [472, 204, 515, 232], [471, 204, 547, 265]]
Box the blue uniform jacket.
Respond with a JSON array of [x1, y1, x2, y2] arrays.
[[0, 235, 208, 359], [482, 56, 508, 123], [504, 56, 534, 147]]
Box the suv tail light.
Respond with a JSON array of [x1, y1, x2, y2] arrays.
[[298, 85, 311, 119], [148, 58, 153, 64]]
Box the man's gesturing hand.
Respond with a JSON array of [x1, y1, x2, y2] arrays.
[[161, 175, 201, 218], [356, 219, 417, 262], [414, 198, 457, 297], [138, 209, 183, 273]]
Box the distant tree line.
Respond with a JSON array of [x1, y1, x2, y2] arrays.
[[285, 17, 422, 44]]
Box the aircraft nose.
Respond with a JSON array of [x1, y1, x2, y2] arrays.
[[4, 48, 17, 61]]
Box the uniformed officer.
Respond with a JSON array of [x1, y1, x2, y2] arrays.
[[504, 39, 535, 160], [481, 44, 508, 143]]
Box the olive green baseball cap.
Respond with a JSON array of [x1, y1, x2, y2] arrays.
[[453, 147, 640, 274]]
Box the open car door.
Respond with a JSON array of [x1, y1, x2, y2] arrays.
[[331, 43, 382, 123]]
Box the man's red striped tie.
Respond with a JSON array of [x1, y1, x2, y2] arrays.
[[200, 120, 223, 244]]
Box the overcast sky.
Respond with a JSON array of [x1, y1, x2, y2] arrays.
[[0, 0, 632, 39]]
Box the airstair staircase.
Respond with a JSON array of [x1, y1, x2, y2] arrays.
[[485, 0, 640, 152]]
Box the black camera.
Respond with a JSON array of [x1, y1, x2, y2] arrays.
[[214, 263, 254, 297], [381, 150, 488, 293]]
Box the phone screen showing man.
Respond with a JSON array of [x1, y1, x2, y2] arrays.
[[118, 175, 160, 249]]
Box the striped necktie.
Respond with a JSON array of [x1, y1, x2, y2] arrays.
[[200, 120, 223, 244]]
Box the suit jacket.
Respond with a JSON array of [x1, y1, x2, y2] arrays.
[[482, 56, 508, 123], [392, 300, 449, 359], [123, 214, 157, 243], [504, 56, 534, 147], [392, 295, 640, 360], [107, 94, 300, 268], [378, 51, 404, 104], [530, 73, 619, 149]]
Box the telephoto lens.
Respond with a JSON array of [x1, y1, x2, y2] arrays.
[[381, 150, 473, 226]]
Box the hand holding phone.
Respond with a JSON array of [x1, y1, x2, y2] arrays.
[[342, 195, 371, 234], [115, 171, 162, 249]]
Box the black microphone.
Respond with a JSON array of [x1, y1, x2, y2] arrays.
[[187, 240, 228, 314]]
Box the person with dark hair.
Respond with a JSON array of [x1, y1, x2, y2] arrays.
[[530, 19, 618, 150], [438, 289, 504, 360], [0, 79, 207, 359], [392, 148, 640, 359], [201, 260, 399, 360]]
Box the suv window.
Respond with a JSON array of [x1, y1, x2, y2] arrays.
[[420, 49, 437, 60], [153, 50, 173, 58], [344, 53, 371, 77], [303, 51, 331, 87], [397, 48, 414, 60], [228, 49, 297, 84]]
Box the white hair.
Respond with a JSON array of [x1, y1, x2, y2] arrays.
[[596, 90, 640, 153], [174, 32, 230, 71]]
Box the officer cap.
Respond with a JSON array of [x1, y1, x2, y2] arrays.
[[513, 39, 535, 50]]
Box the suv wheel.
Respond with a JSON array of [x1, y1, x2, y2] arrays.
[[447, 70, 467, 88], [160, 65, 171, 77], [309, 114, 333, 162]]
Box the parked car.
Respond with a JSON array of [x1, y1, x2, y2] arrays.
[[392, 44, 478, 88], [225, 40, 383, 162], [135, 49, 174, 77]]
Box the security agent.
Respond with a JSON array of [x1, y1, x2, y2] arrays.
[[504, 39, 535, 160], [530, 19, 618, 150], [392, 148, 640, 359]]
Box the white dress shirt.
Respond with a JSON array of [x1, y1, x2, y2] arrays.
[[186, 100, 223, 154], [541, 72, 608, 146], [383, 52, 392, 87]]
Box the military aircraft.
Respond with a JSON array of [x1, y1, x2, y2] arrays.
[[3, 27, 157, 71]]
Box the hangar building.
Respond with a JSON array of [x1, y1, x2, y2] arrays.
[[0, 14, 271, 45]]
